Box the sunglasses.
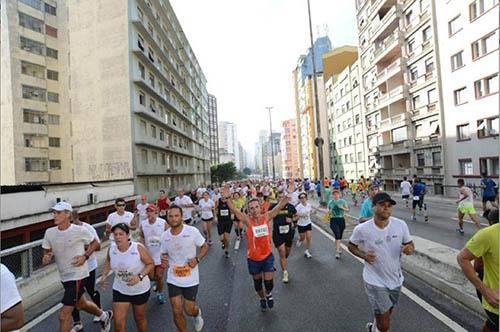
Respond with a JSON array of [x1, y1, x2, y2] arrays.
[[116, 204, 126, 207]]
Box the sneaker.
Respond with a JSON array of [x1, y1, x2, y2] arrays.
[[304, 250, 312, 259], [335, 252, 341, 259], [266, 294, 274, 309], [424, 216, 429, 222], [100, 310, 113, 332], [456, 228, 465, 235], [234, 238, 241, 250], [71, 323, 83, 332], [193, 308, 204, 332], [282, 270, 289, 283], [296, 240, 302, 248], [157, 293, 167, 304], [260, 298, 267, 312], [366, 322, 373, 332], [93, 316, 101, 323], [224, 250, 230, 258], [411, 216, 416, 221], [221, 242, 225, 250], [207, 239, 213, 245]]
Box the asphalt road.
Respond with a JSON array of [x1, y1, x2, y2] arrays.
[[25, 219, 483, 332]]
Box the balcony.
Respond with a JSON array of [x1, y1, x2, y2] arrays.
[[378, 140, 411, 155], [412, 103, 438, 120], [375, 85, 406, 110], [370, 5, 399, 41], [375, 58, 404, 86], [373, 30, 402, 64], [380, 168, 410, 176], [379, 112, 411, 131], [414, 136, 441, 148]]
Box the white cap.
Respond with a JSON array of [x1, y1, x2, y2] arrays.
[[51, 201, 73, 212]]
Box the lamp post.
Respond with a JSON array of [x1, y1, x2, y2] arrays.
[[266, 106, 276, 181]]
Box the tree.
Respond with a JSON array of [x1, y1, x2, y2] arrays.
[[242, 167, 252, 176], [210, 162, 238, 184]]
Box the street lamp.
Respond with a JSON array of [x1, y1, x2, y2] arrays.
[[266, 106, 276, 181]]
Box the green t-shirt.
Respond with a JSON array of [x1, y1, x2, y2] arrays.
[[328, 198, 347, 218], [324, 187, 332, 204], [466, 223, 499, 315]]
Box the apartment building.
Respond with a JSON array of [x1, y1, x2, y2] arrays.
[[218, 121, 239, 167], [1, 0, 211, 195], [324, 47, 369, 181], [435, 0, 499, 193], [281, 119, 300, 179], [356, 0, 444, 192], [208, 93, 219, 165]]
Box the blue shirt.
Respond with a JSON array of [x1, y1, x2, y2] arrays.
[[359, 198, 373, 219], [304, 181, 310, 191], [413, 182, 426, 196], [332, 180, 340, 189], [482, 178, 497, 198]]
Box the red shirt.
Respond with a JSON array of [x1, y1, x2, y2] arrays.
[[246, 214, 272, 261], [157, 197, 169, 211]]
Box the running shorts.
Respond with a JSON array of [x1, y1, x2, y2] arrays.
[[329, 217, 346, 240], [297, 224, 312, 233], [364, 282, 401, 315], [167, 283, 198, 301], [61, 278, 87, 306], [113, 289, 150, 305], [217, 219, 233, 235], [247, 253, 275, 275]]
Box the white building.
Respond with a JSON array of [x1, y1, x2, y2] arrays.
[[218, 121, 240, 168], [435, 0, 499, 193]]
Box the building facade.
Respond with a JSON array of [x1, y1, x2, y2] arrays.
[[1, 0, 211, 197], [208, 93, 219, 165], [281, 119, 300, 179], [218, 121, 239, 167], [435, 0, 499, 193], [356, 0, 444, 192]]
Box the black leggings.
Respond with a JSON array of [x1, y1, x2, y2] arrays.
[[72, 269, 100, 322]]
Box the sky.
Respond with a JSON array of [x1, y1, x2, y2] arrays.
[[170, 0, 358, 154]]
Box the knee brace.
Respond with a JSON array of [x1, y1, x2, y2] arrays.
[[264, 279, 273, 293], [253, 278, 263, 292]]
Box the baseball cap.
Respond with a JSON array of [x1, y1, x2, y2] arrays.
[[140, 194, 147, 200], [372, 192, 396, 206], [146, 203, 157, 211], [51, 201, 73, 212]]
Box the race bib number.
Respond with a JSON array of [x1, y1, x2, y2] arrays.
[[148, 236, 160, 247], [173, 265, 191, 278], [252, 224, 269, 238], [279, 225, 290, 234], [413, 196, 420, 201], [220, 209, 229, 217], [117, 270, 133, 283]]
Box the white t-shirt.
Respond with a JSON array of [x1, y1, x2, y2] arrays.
[[81, 222, 100, 272], [288, 191, 299, 206], [459, 186, 474, 208], [109, 242, 150, 296], [106, 211, 135, 241], [174, 196, 194, 221], [1, 264, 22, 327], [136, 203, 148, 221], [196, 188, 206, 197], [199, 199, 215, 219], [400, 181, 412, 196], [140, 217, 167, 265], [349, 217, 412, 289], [160, 225, 205, 287], [296, 203, 312, 227], [42, 224, 94, 282]]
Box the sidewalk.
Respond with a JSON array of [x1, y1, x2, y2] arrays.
[[383, 191, 484, 209]]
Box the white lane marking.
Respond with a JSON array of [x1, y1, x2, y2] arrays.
[[452, 217, 489, 227], [22, 271, 114, 331], [311, 222, 468, 332]]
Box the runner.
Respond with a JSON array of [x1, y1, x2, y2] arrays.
[[174, 190, 195, 225], [257, 192, 270, 214], [198, 192, 215, 245], [400, 177, 412, 208], [457, 221, 498, 332], [296, 192, 313, 258], [410, 178, 427, 222], [215, 194, 233, 258], [157, 190, 171, 218], [348, 193, 414, 332], [456, 178, 482, 234], [480, 173, 498, 217], [105, 198, 137, 241], [160, 205, 208, 332], [42, 202, 113, 332], [232, 191, 246, 250], [136, 195, 149, 223], [350, 180, 358, 206], [1, 263, 24, 332], [223, 181, 293, 312], [359, 185, 380, 223], [270, 190, 298, 283], [139, 204, 169, 304], [100, 223, 154, 332], [327, 190, 349, 259], [71, 210, 102, 330]]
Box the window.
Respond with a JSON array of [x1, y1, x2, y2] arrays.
[[148, 47, 155, 63], [18, 12, 43, 33], [139, 91, 146, 105], [137, 6, 144, 21], [405, 11, 413, 26], [47, 69, 58, 80], [357, 152, 363, 162], [141, 149, 148, 163], [150, 99, 156, 112], [477, 117, 499, 137], [480, 157, 499, 176], [415, 124, 424, 137], [23, 109, 45, 124], [472, 31, 498, 60], [430, 120, 440, 135], [425, 58, 435, 73], [427, 88, 437, 104], [47, 91, 59, 103], [159, 129, 164, 141], [470, 0, 499, 21], [49, 137, 60, 147], [410, 67, 418, 82], [408, 39, 415, 53], [355, 114, 360, 124], [21, 61, 45, 79], [149, 72, 155, 88], [432, 152, 441, 166], [392, 126, 408, 142], [22, 85, 46, 101], [423, 26, 432, 42], [457, 124, 470, 140], [25, 158, 47, 172], [161, 153, 166, 165], [19, 0, 42, 10], [448, 15, 461, 36], [20, 36, 44, 55], [417, 153, 425, 167], [475, 74, 499, 98], [411, 95, 420, 110], [451, 51, 464, 71], [45, 25, 58, 38], [49, 160, 61, 170], [151, 125, 156, 138], [48, 114, 59, 124], [46, 47, 58, 59], [454, 87, 467, 105], [139, 120, 147, 136], [459, 159, 473, 175], [152, 151, 158, 164], [44, 3, 57, 15], [138, 62, 145, 79]]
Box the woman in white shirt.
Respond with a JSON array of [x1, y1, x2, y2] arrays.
[[101, 223, 154, 332], [198, 192, 215, 245], [295, 192, 313, 258]]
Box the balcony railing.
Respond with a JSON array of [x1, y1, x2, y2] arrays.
[[370, 5, 398, 40], [375, 58, 404, 84], [379, 112, 410, 130], [374, 30, 401, 58]]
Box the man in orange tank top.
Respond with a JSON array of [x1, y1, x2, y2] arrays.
[[222, 180, 294, 312]]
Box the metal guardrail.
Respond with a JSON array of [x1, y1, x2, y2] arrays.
[[0, 221, 108, 279]]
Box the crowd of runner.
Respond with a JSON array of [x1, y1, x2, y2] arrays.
[[1, 175, 498, 332]]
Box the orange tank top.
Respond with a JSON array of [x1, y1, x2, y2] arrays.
[[246, 214, 272, 261]]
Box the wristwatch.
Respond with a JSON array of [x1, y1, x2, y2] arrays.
[[138, 274, 145, 281], [195, 257, 200, 264]]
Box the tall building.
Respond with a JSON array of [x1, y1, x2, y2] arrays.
[[218, 121, 239, 167], [323, 46, 369, 181], [356, 0, 444, 192], [238, 142, 246, 170], [435, 0, 499, 193], [255, 130, 268, 175], [266, 132, 282, 179], [208, 94, 219, 165], [1, 0, 211, 196], [281, 119, 300, 179], [293, 36, 332, 181]]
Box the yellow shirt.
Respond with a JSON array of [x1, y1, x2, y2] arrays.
[[466, 223, 499, 315], [234, 197, 246, 210], [350, 183, 357, 193]]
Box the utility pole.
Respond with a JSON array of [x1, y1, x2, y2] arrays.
[[266, 106, 276, 181]]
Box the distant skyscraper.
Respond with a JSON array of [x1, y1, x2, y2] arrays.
[[208, 94, 219, 165], [218, 121, 240, 168], [281, 119, 300, 179]]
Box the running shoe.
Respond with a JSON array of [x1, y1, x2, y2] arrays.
[[221, 242, 225, 250], [194, 308, 204, 332], [157, 293, 167, 304], [93, 315, 101, 323], [366, 322, 373, 332], [208, 239, 213, 245], [266, 294, 274, 309], [71, 323, 83, 332], [282, 270, 289, 283], [100, 310, 113, 332], [411, 216, 416, 221], [224, 250, 230, 258], [260, 298, 267, 312], [234, 238, 241, 250], [456, 228, 465, 235], [304, 250, 312, 259], [335, 252, 341, 259]]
